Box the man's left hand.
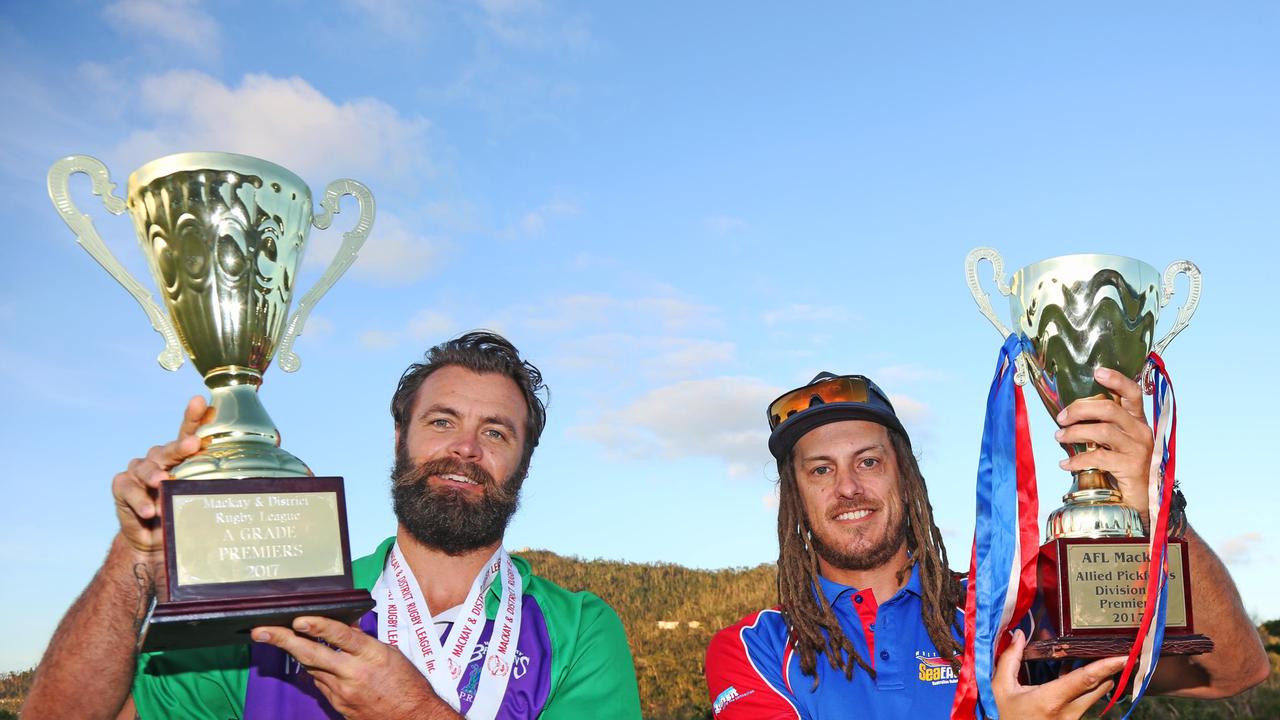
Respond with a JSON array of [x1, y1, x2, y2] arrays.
[[253, 617, 461, 720], [1054, 367, 1154, 519]]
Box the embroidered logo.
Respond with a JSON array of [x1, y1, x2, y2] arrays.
[[713, 685, 754, 716], [487, 654, 510, 677], [916, 651, 958, 685]]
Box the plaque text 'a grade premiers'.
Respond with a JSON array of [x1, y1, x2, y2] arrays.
[[171, 492, 344, 586]]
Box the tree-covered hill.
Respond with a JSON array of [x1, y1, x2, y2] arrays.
[[5, 554, 1276, 719], [516, 549, 776, 719]]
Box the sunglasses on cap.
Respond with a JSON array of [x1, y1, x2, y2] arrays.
[[766, 374, 877, 431]]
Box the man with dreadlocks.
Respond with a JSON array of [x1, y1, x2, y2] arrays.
[[704, 372, 1266, 719]]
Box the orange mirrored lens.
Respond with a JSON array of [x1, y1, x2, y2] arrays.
[[768, 376, 870, 430]]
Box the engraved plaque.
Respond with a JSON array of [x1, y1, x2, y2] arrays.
[[1064, 542, 1188, 630], [171, 491, 344, 586]]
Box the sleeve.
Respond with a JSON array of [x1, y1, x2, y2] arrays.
[[704, 615, 803, 720], [538, 595, 643, 720], [131, 644, 250, 720]]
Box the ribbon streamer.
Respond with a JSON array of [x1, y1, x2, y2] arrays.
[[952, 334, 1039, 719], [1100, 353, 1177, 718]]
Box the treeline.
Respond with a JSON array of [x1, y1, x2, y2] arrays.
[[0, 668, 30, 719], [517, 549, 776, 720], [5, 560, 1277, 719]]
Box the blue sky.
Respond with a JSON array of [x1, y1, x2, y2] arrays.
[[1, 1, 1277, 672]]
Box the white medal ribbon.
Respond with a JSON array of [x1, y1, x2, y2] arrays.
[[372, 543, 522, 720]]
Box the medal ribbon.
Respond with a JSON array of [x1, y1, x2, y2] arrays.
[[952, 333, 1039, 719], [1100, 353, 1176, 718], [372, 543, 522, 719]]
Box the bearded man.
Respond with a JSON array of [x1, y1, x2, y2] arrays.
[[26, 331, 642, 719], [704, 372, 1266, 719]]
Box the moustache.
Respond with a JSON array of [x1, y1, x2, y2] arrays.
[[393, 456, 520, 505], [826, 498, 884, 519]]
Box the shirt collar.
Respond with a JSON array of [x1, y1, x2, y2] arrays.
[[816, 561, 923, 603]]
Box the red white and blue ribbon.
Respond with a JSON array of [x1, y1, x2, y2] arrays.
[[952, 333, 1040, 719], [1100, 352, 1177, 718]]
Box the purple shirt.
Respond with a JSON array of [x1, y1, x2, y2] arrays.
[[243, 597, 553, 719]]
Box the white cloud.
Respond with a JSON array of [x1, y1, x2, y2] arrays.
[[116, 71, 431, 184], [307, 212, 450, 287], [511, 293, 720, 337], [358, 309, 458, 351], [705, 215, 747, 235], [1219, 532, 1264, 565], [635, 297, 718, 333], [514, 200, 580, 237], [103, 0, 221, 59], [574, 376, 780, 477], [763, 487, 780, 509], [408, 309, 455, 341], [548, 334, 735, 380], [342, 0, 429, 39], [761, 303, 855, 328], [295, 315, 335, 343], [651, 338, 735, 377], [359, 329, 400, 350], [475, 0, 590, 50], [875, 365, 947, 384], [887, 394, 932, 431]]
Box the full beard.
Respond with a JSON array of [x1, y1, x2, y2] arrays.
[[810, 502, 908, 572], [391, 445, 522, 556]]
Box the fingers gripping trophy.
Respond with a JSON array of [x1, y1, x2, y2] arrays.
[[48, 152, 376, 651], [962, 250, 1213, 669]]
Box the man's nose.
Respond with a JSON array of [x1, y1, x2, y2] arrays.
[[834, 466, 865, 498], [447, 429, 483, 461]]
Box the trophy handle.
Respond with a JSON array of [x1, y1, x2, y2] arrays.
[[1152, 260, 1201, 357], [965, 246, 1029, 384], [47, 156, 185, 371], [277, 179, 376, 373]]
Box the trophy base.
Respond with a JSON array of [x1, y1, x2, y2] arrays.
[[1025, 633, 1213, 661], [140, 589, 375, 652]]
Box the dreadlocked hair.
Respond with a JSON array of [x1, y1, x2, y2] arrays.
[[775, 428, 966, 685]]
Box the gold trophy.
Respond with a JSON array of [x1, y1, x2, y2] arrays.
[[49, 152, 376, 651], [965, 249, 1212, 659]]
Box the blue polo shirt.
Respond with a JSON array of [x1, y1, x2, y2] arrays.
[[705, 565, 964, 719]]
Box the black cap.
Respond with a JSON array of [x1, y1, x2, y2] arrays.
[[767, 372, 909, 460]]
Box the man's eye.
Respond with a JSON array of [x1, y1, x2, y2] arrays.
[[858, 457, 880, 469], [484, 428, 506, 440], [430, 418, 450, 428], [812, 466, 832, 476]]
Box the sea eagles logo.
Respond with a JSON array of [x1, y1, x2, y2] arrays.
[[916, 651, 958, 686]]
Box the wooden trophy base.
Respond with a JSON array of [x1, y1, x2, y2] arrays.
[[144, 476, 374, 652], [1031, 536, 1210, 662], [141, 589, 375, 652], [1025, 633, 1214, 661]]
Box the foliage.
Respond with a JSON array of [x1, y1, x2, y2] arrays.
[[517, 550, 775, 720], [0, 668, 33, 718], [5, 554, 1277, 719]]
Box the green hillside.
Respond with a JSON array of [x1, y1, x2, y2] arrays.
[[516, 549, 776, 719], [5, 553, 1276, 719]]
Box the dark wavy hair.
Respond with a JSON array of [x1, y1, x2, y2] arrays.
[[775, 428, 965, 684], [390, 330, 549, 483]]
